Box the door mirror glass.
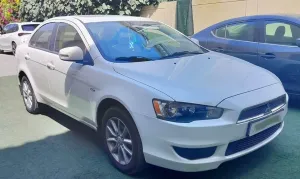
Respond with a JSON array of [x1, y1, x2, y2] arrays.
[[296, 38, 300, 47], [59, 46, 83, 61]]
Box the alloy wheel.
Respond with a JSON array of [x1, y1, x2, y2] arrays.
[[22, 81, 33, 109], [106, 117, 133, 165]]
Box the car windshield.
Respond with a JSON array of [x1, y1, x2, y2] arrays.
[[22, 24, 39, 31], [86, 21, 207, 62]]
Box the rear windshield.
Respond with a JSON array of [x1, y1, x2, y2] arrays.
[[22, 24, 39, 31]]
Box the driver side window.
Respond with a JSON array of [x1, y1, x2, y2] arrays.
[[54, 23, 86, 53], [29, 23, 56, 50]]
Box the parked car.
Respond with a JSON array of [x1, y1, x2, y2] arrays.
[[0, 22, 40, 55], [192, 14, 300, 98], [16, 15, 288, 174]]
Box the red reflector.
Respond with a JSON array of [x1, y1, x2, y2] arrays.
[[18, 33, 30, 36]]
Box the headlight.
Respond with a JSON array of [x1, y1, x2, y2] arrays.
[[153, 99, 223, 123]]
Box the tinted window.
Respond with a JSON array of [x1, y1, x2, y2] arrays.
[[11, 24, 19, 32], [29, 23, 56, 50], [54, 23, 86, 53], [86, 21, 207, 62], [3, 24, 12, 33], [226, 22, 255, 42], [264, 21, 300, 46], [213, 26, 226, 38], [22, 24, 39, 31]]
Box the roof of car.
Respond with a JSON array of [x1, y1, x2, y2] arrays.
[[51, 15, 154, 23], [226, 14, 300, 21], [201, 14, 300, 30], [7, 22, 40, 25]]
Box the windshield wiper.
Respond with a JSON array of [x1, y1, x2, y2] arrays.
[[115, 56, 153, 62], [160, 51, 202, 59]]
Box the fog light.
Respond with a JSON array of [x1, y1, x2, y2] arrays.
[[173, 146, 217, 160]]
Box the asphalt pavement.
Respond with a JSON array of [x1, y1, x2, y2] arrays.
[[1, 54, 300, 179]]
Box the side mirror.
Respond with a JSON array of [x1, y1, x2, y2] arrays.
[[190, 37, 199, 45], [59, 46, 83, 61], [296, 38, 300, 47]]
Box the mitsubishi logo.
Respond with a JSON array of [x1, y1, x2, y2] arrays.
[[265, 103, 272, 115]]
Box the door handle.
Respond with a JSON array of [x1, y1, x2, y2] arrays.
[[260, 53, 276, 59], [46, 63, 55, 70], [24, 54, 30, 60]]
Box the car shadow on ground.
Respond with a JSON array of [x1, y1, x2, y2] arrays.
[[1, 101, 298, 179], [0, 52, 13, 56], [41, 105, 277, 179]]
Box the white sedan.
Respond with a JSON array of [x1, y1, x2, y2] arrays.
[[16, 15, 288, 174], [0, 22, 40, 55]]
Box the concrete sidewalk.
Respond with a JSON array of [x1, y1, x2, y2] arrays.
[[0, 53, 17, 77]]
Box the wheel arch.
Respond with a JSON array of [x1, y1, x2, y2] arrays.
[[17, 69, 43, 103], [96, 97, 137, 133], [18, 70, 27, 82]]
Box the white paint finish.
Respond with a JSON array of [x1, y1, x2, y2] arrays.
[[134, 105, 288, 172], [0, 22, 40, 52], [114, 51, 279, 106], [25, 47, 51, 99], [15, 15, 288, 172]]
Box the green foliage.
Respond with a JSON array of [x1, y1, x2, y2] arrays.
[[19, 0, 160, 22], [0, 0, 20, 25]]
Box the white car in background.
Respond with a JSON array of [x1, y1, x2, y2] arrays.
[[16, 15, 288, 175], [0, 22, 40, 55]]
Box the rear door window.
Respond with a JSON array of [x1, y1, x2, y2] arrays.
[[213, 26, 226, 38], [9, 24, 19, 33], [226, 22, 255, 42], [264, 21, 300, 46], [22, 24, 39, 31]]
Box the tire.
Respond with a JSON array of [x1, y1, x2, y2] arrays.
[[100, 107, 146, 175], [21, 76, 40, 114], [12, 42, 16, 56]]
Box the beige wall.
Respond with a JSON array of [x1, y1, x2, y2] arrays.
[[193, 0, 300, 31], [140, 1, 177, 28], [141, 0, 300, 33]]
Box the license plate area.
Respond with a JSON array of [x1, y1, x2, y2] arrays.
[[247, 114, 282, 137]]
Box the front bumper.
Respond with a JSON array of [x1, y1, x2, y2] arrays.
[[132, 84, 288, 172]]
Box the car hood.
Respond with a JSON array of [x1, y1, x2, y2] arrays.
[[113, 52, 280, 106]]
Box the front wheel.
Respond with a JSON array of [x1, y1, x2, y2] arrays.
[[21, 76, 40, 114], [101, 107, 146, 175]]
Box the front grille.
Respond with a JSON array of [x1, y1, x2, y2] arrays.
[[225, 122, 282, 156], [238, 95, 286, 122]]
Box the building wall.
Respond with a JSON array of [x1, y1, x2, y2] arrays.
[[141, 0, 300, 33], [140, 1, 177, 28]]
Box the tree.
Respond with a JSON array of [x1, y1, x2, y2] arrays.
[[19, 0, 161, 22], [0, 0, 20, 25]]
